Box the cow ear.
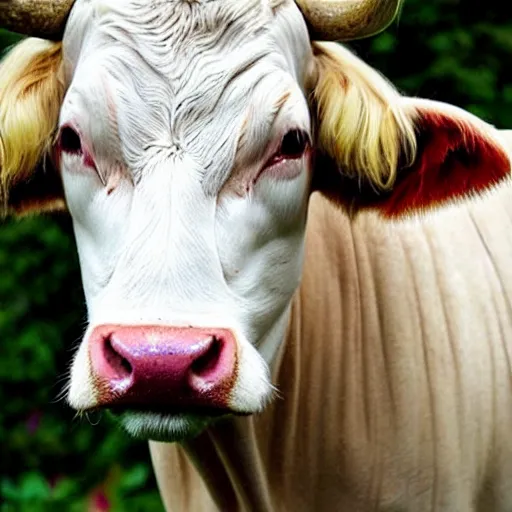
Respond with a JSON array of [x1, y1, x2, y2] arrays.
[[0, 38, 66, 216], [314, 100, 511, 218], [311, 41, 417, 194], [311, 42, 510, 218]]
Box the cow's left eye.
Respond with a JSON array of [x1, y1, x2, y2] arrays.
[[265, 129, 310, 171], [279, 129, 310, 159]]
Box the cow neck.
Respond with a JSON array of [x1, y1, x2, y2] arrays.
[[180, 193, 362, 511]]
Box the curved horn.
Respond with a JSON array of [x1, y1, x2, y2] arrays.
[[0, 0, 75, 40], [295, 0, 403, 41]]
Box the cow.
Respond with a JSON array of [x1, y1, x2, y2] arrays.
[[1, 0, 512, 510]]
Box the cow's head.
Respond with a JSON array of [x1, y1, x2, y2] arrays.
[[1, 0, 510, 442]]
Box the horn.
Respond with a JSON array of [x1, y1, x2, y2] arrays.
[[295, 0, 403, 41], [0, 0, 75, 40]]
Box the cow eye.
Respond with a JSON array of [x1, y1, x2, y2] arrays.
[[59, 126, 82, 154], [279, 129, 310, 159]]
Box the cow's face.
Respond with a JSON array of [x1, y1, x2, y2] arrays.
[[2, 0, 509, 443], [60, 0, 314, 440]]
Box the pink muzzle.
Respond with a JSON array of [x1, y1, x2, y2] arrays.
[[89, 325, 238, 410]]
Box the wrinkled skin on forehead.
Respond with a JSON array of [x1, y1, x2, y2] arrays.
[[62, 0, 316, 440]]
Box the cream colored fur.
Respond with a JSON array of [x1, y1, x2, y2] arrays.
[[499, 129, 512, 153], [0, 38, 64, 212], [312, 41, 417, 189], [150, 182, 512, 511]]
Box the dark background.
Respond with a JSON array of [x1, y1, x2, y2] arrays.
[[1, 0, 511, 510]]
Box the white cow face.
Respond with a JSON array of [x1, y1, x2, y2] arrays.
[[59, 0, 315, 441]]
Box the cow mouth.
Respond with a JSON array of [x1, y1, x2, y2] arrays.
[[101, 405, 247, 442], [108, 404, 235, 418]]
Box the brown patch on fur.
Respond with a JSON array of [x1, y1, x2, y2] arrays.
[[313, 108, 511, 219], [275, 91, 291, 111]]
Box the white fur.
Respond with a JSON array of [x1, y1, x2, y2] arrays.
[[61, 0, 314, 438]]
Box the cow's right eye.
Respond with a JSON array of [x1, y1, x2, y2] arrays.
[[59, 126, 82, 154]]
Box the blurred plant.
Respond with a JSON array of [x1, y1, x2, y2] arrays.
[[349, 0, 512, 127]]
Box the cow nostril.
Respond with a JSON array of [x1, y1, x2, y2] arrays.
[[103, 336, 132, 380], [191, 336, 222, 378]]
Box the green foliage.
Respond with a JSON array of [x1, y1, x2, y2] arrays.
[[0, 29, 21, 54], [0, 0, 511, 509], [349, 0, 512, 128]]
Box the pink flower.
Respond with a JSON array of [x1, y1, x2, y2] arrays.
[[89, 488, 110, 512], [26, 410, 42, 435]]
